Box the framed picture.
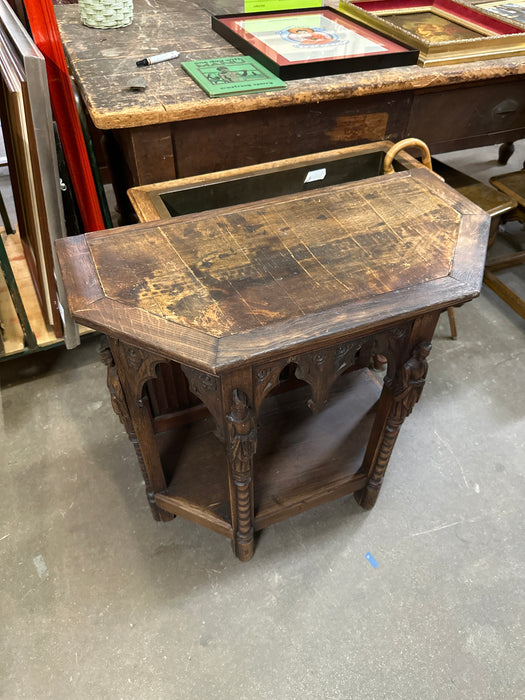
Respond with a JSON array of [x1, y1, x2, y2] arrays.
[[377, 9, 494, 40], [211, 7, 419, 79], [23, 0, 106, 234], [338, 0, 525, 65], [472, 0, 525, 26]]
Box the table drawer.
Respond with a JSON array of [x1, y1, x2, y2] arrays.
[[408, 79, 525, 151], [173, 93, 412, 177]]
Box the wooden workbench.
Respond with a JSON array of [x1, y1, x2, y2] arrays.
[[55, 0, 525, 220]]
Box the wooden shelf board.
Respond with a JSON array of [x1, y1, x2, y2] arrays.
[[155, 368, 381, 538], [1, 230, 56, 354], [1, 230, 92, 357]]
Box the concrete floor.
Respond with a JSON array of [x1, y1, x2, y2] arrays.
[[1, 144, 524, 699]]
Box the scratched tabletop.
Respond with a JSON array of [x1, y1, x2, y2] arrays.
[[55, 0, 525, 130], [57, 167, 488, 370]]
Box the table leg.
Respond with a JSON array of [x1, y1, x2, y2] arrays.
[[224, 384, 257, 562], [105, 338, 174, 522], [356, 314, 439, 509], [498, 142, 515, 165]]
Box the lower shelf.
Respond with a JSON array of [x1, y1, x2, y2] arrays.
[[155, 367, 381, 538]]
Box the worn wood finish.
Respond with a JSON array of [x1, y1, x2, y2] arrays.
[[407, 80, 525, 154], [56, 168, 490, 560], [129, 141, 423, 426], [170, 94, 411, 178], [490, 170, 525, 207], [55, 1, 525, 130]]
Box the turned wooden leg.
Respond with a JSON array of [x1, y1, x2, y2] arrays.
[[356, 334, 434, 510], [498, 142, 515, 165], [356, 412, 405, 510], [447, 307, 457, 340], [103, 338, 174, 522], [225, 388, 257, 562]]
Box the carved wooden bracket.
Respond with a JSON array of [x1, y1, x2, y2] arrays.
[[120, 342, 166, 406], [253, 359, 290, 415], [374, 324, 411, 369], [180, 365, 223, 438], [292, 341, 362, 414]]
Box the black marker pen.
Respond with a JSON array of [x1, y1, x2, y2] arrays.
[[136, 50, 180, 67]]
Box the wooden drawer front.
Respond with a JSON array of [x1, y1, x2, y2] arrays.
[[173, 93, 412, 177], [409, 80, 525, 151]]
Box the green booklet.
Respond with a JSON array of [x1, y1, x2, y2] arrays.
[[182, 56, 286, 97]]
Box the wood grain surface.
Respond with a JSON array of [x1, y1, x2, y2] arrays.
[[57, 167, 489, 371], [91, 172, 458, 335]]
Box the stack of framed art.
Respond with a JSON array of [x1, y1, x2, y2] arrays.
[[0, 0, 78, 351], [338, 0, 525, 65]]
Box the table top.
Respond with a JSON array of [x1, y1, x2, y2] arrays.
[[56, 167, 488, 371], [55, 0, 525, 130]]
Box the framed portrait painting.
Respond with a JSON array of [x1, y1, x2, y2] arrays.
[[211, 7, 419, 79]]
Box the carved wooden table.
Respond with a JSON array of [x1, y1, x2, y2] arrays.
[[55, 0, 525, 223], [57, 167, 489, 561]]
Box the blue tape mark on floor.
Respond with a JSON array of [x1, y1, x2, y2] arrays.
[[365, 552, 379, 568]]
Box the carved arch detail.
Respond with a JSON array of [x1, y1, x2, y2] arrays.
[[120, 342, 167, 405], [181, 365, 223, 437], [252, 359, 290, 415], [291, 340, 363, 414]]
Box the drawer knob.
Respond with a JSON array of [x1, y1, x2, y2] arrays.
[[493, 99, 518, 118]]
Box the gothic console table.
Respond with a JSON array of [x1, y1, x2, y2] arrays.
[[56, 167, 489, 561]]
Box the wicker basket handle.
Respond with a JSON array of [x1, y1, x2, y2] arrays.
[[383, 138, 432, 174]]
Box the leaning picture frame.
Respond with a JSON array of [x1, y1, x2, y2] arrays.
[[471, 0, 525, 26], [211, 7, 419, 79], [338, 0, 525, 65]]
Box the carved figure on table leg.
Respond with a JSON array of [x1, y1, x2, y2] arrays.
[[100, 337, 133, 435], [226, 389, 257, 562], [356, 341, 432, 510], [101, 338, 173, 522]]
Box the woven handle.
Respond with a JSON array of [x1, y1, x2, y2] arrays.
[[383, 138, 432, 174]]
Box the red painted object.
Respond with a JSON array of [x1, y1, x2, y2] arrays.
[[24, 0, 105, 232]]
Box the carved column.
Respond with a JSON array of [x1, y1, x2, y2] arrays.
[[356, 340, 432, 510], [225, 388, 257, 562], [103, 338, 174, 522]]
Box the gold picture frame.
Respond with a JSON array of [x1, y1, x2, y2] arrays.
[[472, 0, 525, 26], [338, 0, 525, 65]]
